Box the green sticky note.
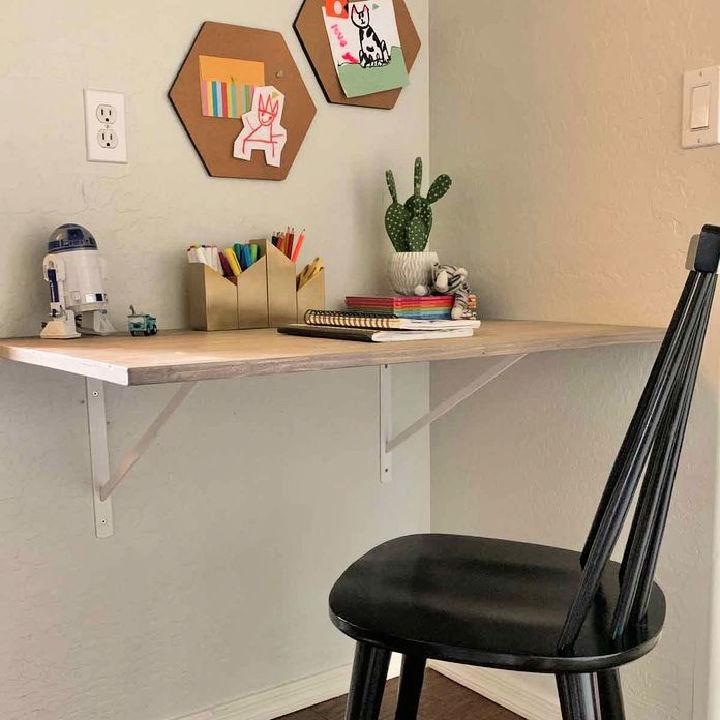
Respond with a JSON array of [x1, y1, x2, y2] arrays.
[[337, 47, 409, 99]]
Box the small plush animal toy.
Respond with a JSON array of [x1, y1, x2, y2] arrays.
[[415, 264, 478, 320], [351, 4, 391, 68]]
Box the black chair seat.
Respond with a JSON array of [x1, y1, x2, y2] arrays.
[[330, 534, 666, 674]]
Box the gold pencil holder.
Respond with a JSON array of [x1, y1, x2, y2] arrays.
[[297, 269, 326, 323], [188, 263, 241, 332], [237, 243, 270, 329], [264, 239, 298, 327], [188, 239, 303, 331]]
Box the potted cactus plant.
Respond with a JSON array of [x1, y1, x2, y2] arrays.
[[385, 157, 452, 295]]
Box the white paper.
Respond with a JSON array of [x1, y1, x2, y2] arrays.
[[233, 86, 288, 168]]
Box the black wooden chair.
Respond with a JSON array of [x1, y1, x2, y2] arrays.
[[329, 226, 720, 720]]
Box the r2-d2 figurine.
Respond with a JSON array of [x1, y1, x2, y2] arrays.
[[40, 224, 116, 339]]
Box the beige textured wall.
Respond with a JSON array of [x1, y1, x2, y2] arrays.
[[0, 2, 429, 719], [430, 1, 720, 718]]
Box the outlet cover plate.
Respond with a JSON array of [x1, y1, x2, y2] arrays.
[[84, 89, 127, 163]]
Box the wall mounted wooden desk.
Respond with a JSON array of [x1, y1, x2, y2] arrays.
[[0, 321, 663, 386], [0, 321, 663, 537]]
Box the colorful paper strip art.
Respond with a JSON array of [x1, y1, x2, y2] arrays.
[[199, 55, 265, 119], [201, 81, 256, 118], [233, 86, 288, 168]]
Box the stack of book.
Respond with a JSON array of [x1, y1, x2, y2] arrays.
[[345, 295, 455, 320], [279, 307, 481, 343]]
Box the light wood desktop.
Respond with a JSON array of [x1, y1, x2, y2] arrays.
[[0, 321, 663, 387], [0, 321, 663, 537]]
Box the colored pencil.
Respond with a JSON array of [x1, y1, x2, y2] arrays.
[[291, 230, 305, 264]]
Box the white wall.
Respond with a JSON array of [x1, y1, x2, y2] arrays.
[[430, 1, 720, 719], [0, 2, 430, 719]]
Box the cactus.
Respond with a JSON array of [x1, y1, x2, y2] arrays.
[[407, 216, 429, 252], [385, 170, 412, 252], [384, 157, 452, 253]]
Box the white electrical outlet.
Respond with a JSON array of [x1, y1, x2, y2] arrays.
[[84, 89, 127, 163]]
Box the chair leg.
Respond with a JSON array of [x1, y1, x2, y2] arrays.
[[557, 673, 600, 720], [394, 655, 426, 720], [596, 670, 626, 719], [345, 642, 392, 720]]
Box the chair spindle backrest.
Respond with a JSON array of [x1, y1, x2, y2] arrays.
[[557, 226, 720, 653]]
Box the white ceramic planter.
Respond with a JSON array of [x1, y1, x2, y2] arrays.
[[388, 251, 439, 296]]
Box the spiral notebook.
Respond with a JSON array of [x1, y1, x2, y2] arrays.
[[303, 309, 481, 331]]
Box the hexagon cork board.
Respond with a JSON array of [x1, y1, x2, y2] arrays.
[[294, 0, 421, 110], [169, 22, 316, 181]]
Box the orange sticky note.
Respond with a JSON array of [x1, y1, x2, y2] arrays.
[[199, 56, 265, 86]]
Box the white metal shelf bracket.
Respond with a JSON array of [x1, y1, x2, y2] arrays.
[[86, 379, 114, 538], [85, 378, 198, 538], [380, 365, 392, 484], [86, 355, 525, 532], [381, 354, 527, 483]]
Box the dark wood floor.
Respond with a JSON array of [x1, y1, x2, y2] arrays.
[[279, 669, 522, 720]]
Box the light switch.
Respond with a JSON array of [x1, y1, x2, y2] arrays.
[[691, 84, 711, 129], [683, 66, 720, 148]]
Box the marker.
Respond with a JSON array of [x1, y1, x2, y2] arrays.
[[223, 247, 242, 277], [241, 244, 253, 269], [234, 243, 246, 271], [210, 246, 222, 274], [218, 251, 233, 277]]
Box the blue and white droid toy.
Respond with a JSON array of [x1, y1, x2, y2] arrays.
[[40, 224, 116, 339]]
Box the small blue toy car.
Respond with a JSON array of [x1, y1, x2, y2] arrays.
[[127, 306, 158, 337]]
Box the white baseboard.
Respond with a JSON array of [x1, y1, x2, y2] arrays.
[[428, 660, 560, 720], [171, 655, 557, 720], [174, 654, 402, 720]]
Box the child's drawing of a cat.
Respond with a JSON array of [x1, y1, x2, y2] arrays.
[[351, 4, 391, 68]]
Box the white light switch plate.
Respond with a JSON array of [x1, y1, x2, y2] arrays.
[[682, 67, 720, 149], [84, 89, 127, 163]]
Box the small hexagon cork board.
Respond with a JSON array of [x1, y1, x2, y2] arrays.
[[294, 0, 421, 110], [169, 22, 316, 181]]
